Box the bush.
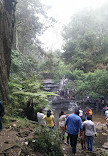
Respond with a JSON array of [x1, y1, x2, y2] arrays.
[[32, 127, 64, 156]]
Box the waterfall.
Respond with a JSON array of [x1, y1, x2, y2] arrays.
[[59, 76, 68, 90]]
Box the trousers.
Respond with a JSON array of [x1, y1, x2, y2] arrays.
[[86, 135, 93, 151], [68, 133, 78, 154]]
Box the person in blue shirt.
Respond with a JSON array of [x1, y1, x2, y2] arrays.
[[65, 108, 83, 154]]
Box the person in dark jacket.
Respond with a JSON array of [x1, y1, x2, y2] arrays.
[[0, 101, 4, 130]]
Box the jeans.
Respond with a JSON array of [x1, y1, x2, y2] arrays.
[[86, 136, 93, 151], [68, 133, 78, 154]]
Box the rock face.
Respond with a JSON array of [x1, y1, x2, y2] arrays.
[[42, 79, 59, 91], [94, 121, 107, 131]]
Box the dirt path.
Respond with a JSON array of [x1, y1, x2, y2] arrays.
[[0, 121, 107, 156], [62, 142, 108, 156], [0, 121, 43, 156]]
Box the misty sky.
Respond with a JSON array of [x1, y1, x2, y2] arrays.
[[40, 0, 107, 51]]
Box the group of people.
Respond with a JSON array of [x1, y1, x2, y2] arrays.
[[79, 107, 93, 121], [59, 108, 96, 154], [37, 107, 96, 155], [37, 108, 56, 129], [57, 89, 75, 99]]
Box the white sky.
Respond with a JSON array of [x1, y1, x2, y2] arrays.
[[40, 0, 108, 51]]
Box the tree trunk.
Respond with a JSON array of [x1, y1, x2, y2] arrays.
[[0, 0, 17, 103]]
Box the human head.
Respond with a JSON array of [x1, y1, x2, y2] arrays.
[[87, 116, 91, 120], [82, 118, 85, 122], [85, 107, 90, 111], [74, 108, 79, 116], [47, 109, 51, 117], [59, 111, 65, 117], [39, 108, 43, 113]]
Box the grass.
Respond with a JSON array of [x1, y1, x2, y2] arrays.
[[2, 114, 35, 129]]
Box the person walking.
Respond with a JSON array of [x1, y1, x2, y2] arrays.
[[59, 111, 66, 141], [37, 108, 46, 125], [80, 118, 86, 150], [44, 109, 56, 129], [65, 108, 83, 154], [105, 108, 108, 118], [79, 108, 83, 120], [83, 116, 96, 152], [85, 107, 90, 120], [89, 109, 93, 121]]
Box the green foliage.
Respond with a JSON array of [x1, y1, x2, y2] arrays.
[[11, 50, 39, 77], [15, 0, 55, 59], [8, 75, 53, 117], [32, 127, 64, 156], [62, 7, 108, 72], [39, 52, 65, 80], [59, 5, 108, 99], [65, 69, 108, 99]]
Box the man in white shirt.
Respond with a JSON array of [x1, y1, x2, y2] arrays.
[[37, 108, 46, 125], [83, 116, 96, 151], [105, 108, 108, 118], [79, 108, 83, 119]]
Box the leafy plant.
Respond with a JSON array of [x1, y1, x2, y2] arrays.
[[8, 75, 56, 119], [32, 127, 64, 156]]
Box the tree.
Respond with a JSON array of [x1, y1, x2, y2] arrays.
[[0, 0, 17, 103], [15, 0, 54, 58], [62, 8, 108, 72]]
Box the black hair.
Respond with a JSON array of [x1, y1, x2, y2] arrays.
[[47, 109, 51, 117], [87, 116, 91, 120], [74, 108, 79, 116], [82, 118, 85, 122], [59, 111, 64, 117], [39, 108, 43, 113]]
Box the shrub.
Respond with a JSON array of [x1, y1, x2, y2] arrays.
[[32, 127, 64, 156]]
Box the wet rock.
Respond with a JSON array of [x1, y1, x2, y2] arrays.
[[102, 133, 107, 136], [102, 142, 108, 149], [95, 122, 107, 131], [12, 124, 16, 127]]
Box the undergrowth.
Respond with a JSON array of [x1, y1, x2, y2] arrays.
[[31, 127, 64, 156], [2, 115, 34, 128]]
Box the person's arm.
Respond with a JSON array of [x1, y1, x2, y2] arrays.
[[43, 115, 46, 120], [65, 122, 67, 131], [79, 118, 83, 131], [42, 114, 45, 119], [92, 123, 96, 137], [53, 118, 56, 126], [52, 115, 56, 126], [65, 117, 68, 131], [94, 124, 96, 134]]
